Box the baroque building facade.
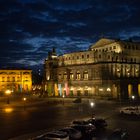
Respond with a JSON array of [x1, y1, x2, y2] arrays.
[[44, 38, 140, 99], [0, 69, 32, 94]]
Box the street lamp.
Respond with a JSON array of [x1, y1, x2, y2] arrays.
[[131, 95, 135, 106], [132, 95, 135, 100], [5, 90, 11, 104], [62, 95, 65, 105], [90, 102, 95, 118], [23, 97, 27, 110]]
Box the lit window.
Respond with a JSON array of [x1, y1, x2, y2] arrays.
[[7, 77, 10, 82], [58, 74, 61, 79], [12, 77, 15, 82], [64, 72, 67, 79], [2, 77, 5, 82], [83, 71, 88, 80], [70, 72, 74, 80], [76, 71, 81, 80], [113, 46, 116, 49]]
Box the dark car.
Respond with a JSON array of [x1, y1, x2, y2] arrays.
[[73, 98, 81, 103], [59, 127, 82, 140], [71, 124, 96, 139], [86, 118, 107, 129], [108, 129, 129, 140]]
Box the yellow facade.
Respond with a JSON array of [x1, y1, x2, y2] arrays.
[[0, 69, 32, 93]]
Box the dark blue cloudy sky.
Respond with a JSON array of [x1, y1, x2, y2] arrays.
[[0, 0, 140, 70]]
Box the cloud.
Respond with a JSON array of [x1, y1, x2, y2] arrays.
[[0, 0, 139, 69]]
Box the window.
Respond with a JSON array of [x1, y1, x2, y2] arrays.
[[70, 72, 74, 80], [108, 55, 110, 59], [58, 74, 61, 79], [77, 56, 79, 59], [64, 72, 67, 79], [113, 46, 116, 49], [76, 71, 81, 80], [82, 55, 84, 59], [83, 71, 88, 80], [17, 76, 20, 81], [110, 47, 112, 50], [87, 54, 89, 58], [12, 77, 15, 82], [2, 77, 5, 82], [7, 77, 10, 82], [99, 54, 101, 58], [116, 56, 118, 61]]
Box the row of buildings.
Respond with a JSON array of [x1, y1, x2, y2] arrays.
[[0, 38, 139, 99], [44, 38, 140, 99]]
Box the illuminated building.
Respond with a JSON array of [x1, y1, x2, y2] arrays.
[[0, 69, 32, 94], [44, 38, 140, 99]]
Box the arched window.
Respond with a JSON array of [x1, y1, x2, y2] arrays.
[[70, 72, 74, 80], [76, 71, 81, 80], [64, 72, 67, 80]]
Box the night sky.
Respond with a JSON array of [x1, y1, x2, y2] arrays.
[[0, 0, 140, 70]]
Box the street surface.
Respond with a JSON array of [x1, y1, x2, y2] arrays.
[[0, 98, 140, 140]]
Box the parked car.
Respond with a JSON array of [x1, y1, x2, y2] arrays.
[[86, 118, 107, 129], [58, 127, 82, 140], [71, 124, 96, 139], [73, 118, 107, 129], [32, 130, 69, 140], [120, 106, 140, 115], [73, 98, 81, 103], [108, 128, 129, 140]]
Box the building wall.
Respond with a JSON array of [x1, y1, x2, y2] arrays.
[[0, 69, 32, 93], [44, 38, 140, 99]]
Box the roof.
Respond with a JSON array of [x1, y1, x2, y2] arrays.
[[90, 38, 115, 49]]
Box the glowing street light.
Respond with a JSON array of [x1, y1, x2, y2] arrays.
[[62, 95, 65, 105], [5, 90, 11, 104], [90, 102, 95, 118], [90, 102, 95, 108], [23, 97, 27, 110], [131, 95, 135, 106], [132, 95, 135, 100]]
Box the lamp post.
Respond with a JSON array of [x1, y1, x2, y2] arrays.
[[131, 95, 135, 106], [90, 102, 95, 118], [5, 90, 11, 104], [62, 95, 65, 105], [23, 97, 26, 110]]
